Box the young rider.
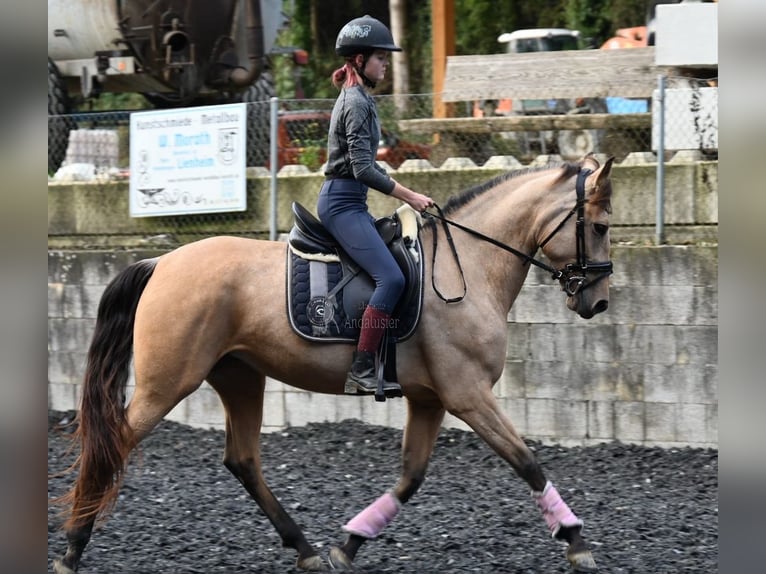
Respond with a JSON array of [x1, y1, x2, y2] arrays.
[[318, 15, 433, 396]]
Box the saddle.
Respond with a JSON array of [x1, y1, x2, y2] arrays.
[[286, 201, 424, 346]]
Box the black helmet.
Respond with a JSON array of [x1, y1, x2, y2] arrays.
[[335, 15, 402, 56]]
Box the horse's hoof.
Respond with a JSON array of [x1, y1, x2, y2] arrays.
[[297, 554, 328, 571], [52, 559, 77, 574], [328, 546, 354, 570], [567, 549, 598, 573]]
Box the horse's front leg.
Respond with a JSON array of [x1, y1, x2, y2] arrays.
[[448, 385, 597, 573], [329, 400, 445, 570]]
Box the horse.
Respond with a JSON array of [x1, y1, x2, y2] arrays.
[[52, 155, 614, 573]]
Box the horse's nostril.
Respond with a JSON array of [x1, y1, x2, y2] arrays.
[[593, 300, 608, 314]]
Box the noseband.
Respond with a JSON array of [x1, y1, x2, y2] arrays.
[[425, 167, 614, 303]]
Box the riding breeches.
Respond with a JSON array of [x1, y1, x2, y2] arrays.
[[317, 178, 405, 315]]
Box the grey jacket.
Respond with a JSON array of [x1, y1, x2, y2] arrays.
[[324, 85, 395, 194]]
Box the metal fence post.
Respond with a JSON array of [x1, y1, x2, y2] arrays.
[[269, 96, 279, 241], [656, 74, 666, 245]]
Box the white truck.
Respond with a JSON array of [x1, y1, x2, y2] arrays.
[[48, 0, 285, 172]]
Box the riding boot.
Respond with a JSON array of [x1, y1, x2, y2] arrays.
[[344, 306, 403, 396], [344, 350, 404, 395], [344, 350, 378, 394]]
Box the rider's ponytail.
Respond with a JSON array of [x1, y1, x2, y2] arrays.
[[332, 60, 362, 90]]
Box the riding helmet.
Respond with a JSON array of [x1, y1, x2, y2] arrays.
[[335, 15, 402, 56]]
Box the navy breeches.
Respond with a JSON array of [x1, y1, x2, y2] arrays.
[[317, 179, 405, 315]]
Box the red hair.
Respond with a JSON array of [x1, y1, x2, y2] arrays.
[[331, 60, 362, 90]]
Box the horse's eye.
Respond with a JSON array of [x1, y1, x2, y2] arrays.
[[594, 223, 608, 236]]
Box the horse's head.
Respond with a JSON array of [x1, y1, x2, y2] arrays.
[[538, 156, 614, 319]]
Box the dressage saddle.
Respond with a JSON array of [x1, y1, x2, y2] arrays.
[[287, 201, 423, 341]]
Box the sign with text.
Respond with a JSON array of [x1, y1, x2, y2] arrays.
[[129, 103, 247, 217]]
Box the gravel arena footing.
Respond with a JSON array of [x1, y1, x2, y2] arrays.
[[48, 410, 717, 573]]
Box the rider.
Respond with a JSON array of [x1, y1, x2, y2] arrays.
[[318, 15, 433, 396]]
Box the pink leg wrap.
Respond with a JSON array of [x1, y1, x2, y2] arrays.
[[342, 492, 401, 539], [532, 481, 583, 538]]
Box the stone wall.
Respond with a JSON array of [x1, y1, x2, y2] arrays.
[[48, 155, 718, 447]]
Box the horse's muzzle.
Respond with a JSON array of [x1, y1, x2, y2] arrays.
[[568, 295, 609, 319], [592, 299, 609, 315]]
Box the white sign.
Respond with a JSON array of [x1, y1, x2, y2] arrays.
[[129, 103, 247, 217]]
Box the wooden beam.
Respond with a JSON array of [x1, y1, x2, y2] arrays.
[[443, 47, 660, 101], [398, 113, 652, 134], [431, 0, 455, 118]]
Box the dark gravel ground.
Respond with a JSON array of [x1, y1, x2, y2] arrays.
[[48, 409, 717, 574]]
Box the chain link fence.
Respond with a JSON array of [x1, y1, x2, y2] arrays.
[[653, 75, 718, 160], [48, 77, 716, 241]]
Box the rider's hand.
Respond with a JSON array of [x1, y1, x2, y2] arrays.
[[390, 181, 434, 213], [408, 192, 434, 213]]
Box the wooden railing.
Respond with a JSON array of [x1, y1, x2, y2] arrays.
[[398, 113, 651, 135]]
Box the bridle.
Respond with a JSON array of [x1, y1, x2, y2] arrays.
[[424, 167, 614, 304]]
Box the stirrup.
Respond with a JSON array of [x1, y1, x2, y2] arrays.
[[344, 370, 402, 398], [378, 381, 403, 400]]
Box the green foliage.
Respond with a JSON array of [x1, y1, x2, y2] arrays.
[[455, 0, 514, 55], [565, 0, 609, 47], [75, 92, 150, 111], [297, 144, 323, 170], [400, 2, 433, 91], [609, 0, 649, 30], [454, 0, 572, 54], [565, 0, 647, 47]]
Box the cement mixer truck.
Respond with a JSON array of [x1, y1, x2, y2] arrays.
[[48, 0, 285, 172]]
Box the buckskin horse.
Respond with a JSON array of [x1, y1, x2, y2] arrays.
[[53, 156, 614, 573]]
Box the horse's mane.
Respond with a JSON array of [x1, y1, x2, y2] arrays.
[[439, 162, 581, 217]]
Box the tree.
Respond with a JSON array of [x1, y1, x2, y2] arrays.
[[390, 0, 409, 98], [564, 0, 612, 47]]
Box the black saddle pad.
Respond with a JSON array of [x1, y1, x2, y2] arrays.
[[286, 239, 424, 344]]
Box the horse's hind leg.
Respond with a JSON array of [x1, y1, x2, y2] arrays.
[[53, 521, 97, 574], [53, 367, 197, 574], [207, 356, 326, 572], [329, 400, 445, 570], [447, 386, 596, 573]]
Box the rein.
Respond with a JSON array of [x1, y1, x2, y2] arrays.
[[424, 167, 613, 303]]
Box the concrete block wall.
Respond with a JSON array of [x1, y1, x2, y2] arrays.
[[497, 244, 717, 448], [48, 155, 717, 448]]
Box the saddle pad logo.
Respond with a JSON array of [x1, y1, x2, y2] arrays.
[[307, 296, 335, 327]]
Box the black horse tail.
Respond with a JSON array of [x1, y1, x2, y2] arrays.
[[61, 257, 158, 530]]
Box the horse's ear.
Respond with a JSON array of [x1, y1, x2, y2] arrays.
[[587, 156, 615, 209], [581, 153, 600, 172], [595, 156, 614, 185]]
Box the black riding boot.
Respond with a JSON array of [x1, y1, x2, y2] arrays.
[[344, 350, 377, 394], [344, 350, 402, 396]]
